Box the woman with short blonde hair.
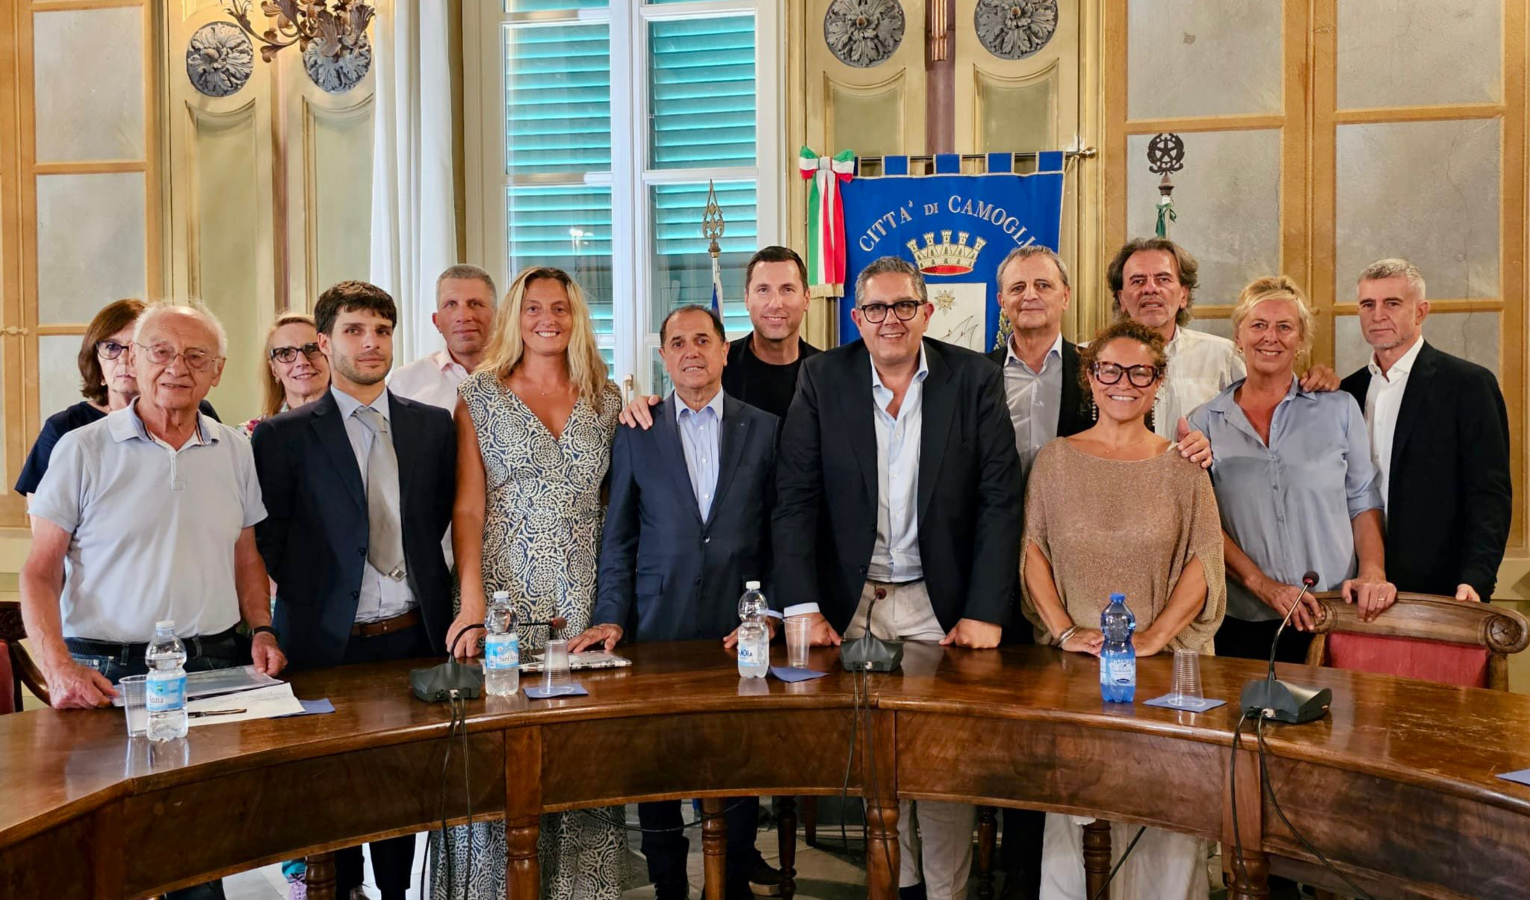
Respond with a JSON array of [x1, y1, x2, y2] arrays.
[[242, 312, 329, 436]]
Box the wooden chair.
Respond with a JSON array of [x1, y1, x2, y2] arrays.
[[0, 600, 49, 711], [1305, 591, 1529, 689]]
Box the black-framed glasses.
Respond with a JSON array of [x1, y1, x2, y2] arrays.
[[858, 300, 922, 323], [1090, 362, 1162, 388], [134, 342, 221, 372], [94, 340, 128, 360], [270, 342, 323, 364]]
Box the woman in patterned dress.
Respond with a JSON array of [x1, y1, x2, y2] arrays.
[[431, 267, 627, 900]]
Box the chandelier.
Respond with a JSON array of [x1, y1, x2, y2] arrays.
[[222, 0, 375, 63]]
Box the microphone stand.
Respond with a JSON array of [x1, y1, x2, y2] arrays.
[[1239, 571, 1331, 724], [840, 588, 903, 672]]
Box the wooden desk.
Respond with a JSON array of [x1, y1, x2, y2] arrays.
[[2, 642, 1528, 900]]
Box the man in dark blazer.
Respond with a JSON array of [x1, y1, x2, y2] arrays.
[[252, 280, 455, 900], [1340, 258, 1511, 602], [774, 256, 1022, 900], [572, 304, 777, 900]]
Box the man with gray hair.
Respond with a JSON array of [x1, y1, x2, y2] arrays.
[[775, 255, 1021, 900], [388, 263, 498, 411], [1339, 258, 1511, 601], [20, 299, 283, 897]]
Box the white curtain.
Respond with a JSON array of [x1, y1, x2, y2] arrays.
[[370, 0, 456, 365]]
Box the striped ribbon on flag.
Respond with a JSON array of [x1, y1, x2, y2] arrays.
[[799, 147, 855, 298], [710, 252, 724, 315]]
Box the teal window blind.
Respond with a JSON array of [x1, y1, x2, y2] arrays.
[[648, 16, 756, 170], [507, 185, 614, 337], [505, 23, 612, 175], [648, 181, 757, 334]]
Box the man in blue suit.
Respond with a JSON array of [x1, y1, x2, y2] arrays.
[[572, 304, 778, 900], [252, 280, 455, 900]]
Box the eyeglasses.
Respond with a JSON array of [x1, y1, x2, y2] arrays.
[[133, 342, 221, 372], [95, 340, 129, 360], [270, 342, 323, 364], [858, 300, 922, 323], [1090, 362, 1163, 388]]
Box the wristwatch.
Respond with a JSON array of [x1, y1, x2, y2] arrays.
[[251, 625, 279, 641]]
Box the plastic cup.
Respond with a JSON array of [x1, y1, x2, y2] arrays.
[[119, 674, 148, 737], [786, 617, 812, 669], [1170, 648, 1203, 707], [541, 639, 573, 695]]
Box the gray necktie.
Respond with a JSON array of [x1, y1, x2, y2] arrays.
[[355, 406, 406, 580]]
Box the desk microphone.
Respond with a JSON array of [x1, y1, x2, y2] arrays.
[[840, 588, 903, 672], [1239, 570, 1331, 724]]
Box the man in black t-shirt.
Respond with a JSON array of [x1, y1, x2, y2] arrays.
[[621, 245, 820, 425]]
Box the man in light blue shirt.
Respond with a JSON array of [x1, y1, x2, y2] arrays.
[[577, 304, 780, 900]]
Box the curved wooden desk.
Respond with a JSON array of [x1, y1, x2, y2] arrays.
[[4, 642, 1529, 900]]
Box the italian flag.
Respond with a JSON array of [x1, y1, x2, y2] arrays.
[[799, 147, 855, 298]]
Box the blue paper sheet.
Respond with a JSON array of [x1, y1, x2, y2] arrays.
[[525, 685, 589, 700], [770, 667, 830, 683], [276, 698, 335, 718], [1496, 768, 1530, 786], [1142, 693, 1226, 712]]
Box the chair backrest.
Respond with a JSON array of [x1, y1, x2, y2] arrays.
[[1305, 592, 1530, 690], [0, 600, 48, 708]]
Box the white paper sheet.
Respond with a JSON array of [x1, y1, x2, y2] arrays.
[[185, 682, 306, 727]]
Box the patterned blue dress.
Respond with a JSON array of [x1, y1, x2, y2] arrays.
[[431, 371, 627, 900]]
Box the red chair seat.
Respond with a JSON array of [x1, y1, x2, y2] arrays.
[[0, 640, 15, 715], [1325, 632, 1490, 688]]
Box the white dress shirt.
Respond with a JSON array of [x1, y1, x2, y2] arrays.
[[1156, 325, 1245, 438], [387, 350, 470, 412], [329, 387, 417, 623], [1363, 334, 1425, 513], [1003, 332, 1063, 485], [868, 346, 929, 582], [675, 388, 724, 521]]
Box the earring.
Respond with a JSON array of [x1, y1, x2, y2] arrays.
[[1088, 397, 1098, 422]]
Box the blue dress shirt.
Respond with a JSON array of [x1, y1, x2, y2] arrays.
[[1188, 377, 1383, 622], [868, 345, 930, 582], [675, 388, 725, 521]]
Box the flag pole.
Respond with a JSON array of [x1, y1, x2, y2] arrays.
[[703, 180, 726, 315]]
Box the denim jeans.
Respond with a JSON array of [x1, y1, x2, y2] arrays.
[[69, 638, 245, 900]]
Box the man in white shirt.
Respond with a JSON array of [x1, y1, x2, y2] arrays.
[[1105, 238, 1337, 435], [387, 264, 497, 411]]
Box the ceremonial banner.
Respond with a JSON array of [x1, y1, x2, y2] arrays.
[[837, 152, 1066, 351]]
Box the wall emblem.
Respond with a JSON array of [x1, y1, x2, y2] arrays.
[[186, 21, 255, 97], [304, 32, 372, 93], [824, 0, 906, 68], [975, 0, 1059, 61]]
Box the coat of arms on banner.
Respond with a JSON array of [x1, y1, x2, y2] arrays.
[[835, 153, 1067, 352]]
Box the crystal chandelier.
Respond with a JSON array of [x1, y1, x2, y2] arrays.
[[222, 0, 375, 63]]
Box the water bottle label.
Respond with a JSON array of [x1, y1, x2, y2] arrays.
[[485, 635, 519, 671], [739, 642, 758, 665], [146, 675, 186, 712], [1107, 657, 1136, 686]]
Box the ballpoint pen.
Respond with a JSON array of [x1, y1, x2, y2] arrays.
[[187, 708, 247, 718]]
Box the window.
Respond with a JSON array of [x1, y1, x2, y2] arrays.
[[466, 0, 783, 393]]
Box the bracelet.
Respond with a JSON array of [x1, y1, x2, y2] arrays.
[[1055, 624, 1080, 647]]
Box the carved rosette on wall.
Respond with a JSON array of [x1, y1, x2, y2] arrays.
[[186, 21, 255, 97], [304, 32, 372, 93], [824, 0, 906, 69], [974, 0, 1059, 61]]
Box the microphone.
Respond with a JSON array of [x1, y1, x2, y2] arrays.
[[840, 587, 903, 672], [1240, 569, 1331, 724]]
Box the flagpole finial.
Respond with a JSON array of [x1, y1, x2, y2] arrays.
[[702, 179, 725, 259]]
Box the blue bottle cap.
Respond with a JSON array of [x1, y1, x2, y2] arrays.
[[1109, 593, 1126, 603]]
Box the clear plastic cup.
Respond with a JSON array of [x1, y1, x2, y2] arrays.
[[119, 674, 148, 737], [1170, 648, 1203, 707], [786, 617, 812, 669], [541, 639, 573, 696]]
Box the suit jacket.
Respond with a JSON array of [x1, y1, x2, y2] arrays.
[[986, 337, 1093, 439], [252, 389, 457, 669], [1340, 341, 1512, 599], [594, 393, 779, 642], [773, 338, 1023, 634]]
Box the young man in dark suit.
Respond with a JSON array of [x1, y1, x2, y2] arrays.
[[252, 280, 456, 900], [1339, 258, 1511, 602], [572, 304, 778, 900], [773, 256, 1023, 900]]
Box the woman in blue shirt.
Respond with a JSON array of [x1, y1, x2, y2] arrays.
[[1188, 276, 1396, 662]]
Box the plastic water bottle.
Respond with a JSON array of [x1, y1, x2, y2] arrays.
[[145, 621, 188, 741], [736, 581, 770, 678], [484, 591, 520, 697], [1099, 593, 1137, 703]]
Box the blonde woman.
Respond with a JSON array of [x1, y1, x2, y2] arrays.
[[241, 312, 330, 437], [431, 267, 626, 900]]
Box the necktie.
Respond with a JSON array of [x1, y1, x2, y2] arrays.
[[354, 405, 406, 580]]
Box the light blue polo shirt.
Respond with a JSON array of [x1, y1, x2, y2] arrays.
[[29, 402, 266, 643]]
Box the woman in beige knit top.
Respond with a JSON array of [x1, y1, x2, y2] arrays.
[[1021, 319, 1226, 900]]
